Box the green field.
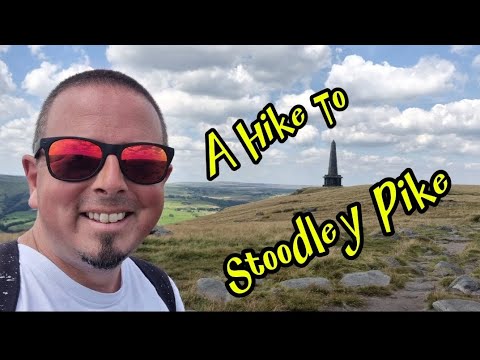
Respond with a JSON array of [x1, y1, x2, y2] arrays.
[[158, 199, 219, 225], [0, 210, 37, 232]]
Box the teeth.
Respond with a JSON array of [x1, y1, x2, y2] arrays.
[[87, 212, 126, 223]]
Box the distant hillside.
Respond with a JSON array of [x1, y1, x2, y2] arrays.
[[167, 184, 480, 228], [0, 175, 30, 217], [0, 175, 305, 232], [165, 181, 304, 207]]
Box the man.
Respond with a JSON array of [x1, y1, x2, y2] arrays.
[[1, 69, 185, 311]]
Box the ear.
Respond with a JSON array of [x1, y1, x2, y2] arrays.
[[162, 164, 173, 184], [22, 154, 39, 209]]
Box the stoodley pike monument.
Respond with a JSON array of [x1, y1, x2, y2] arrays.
[[324, 140, 342, 187]]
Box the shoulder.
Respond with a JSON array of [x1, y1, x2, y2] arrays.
[[0, 240, 20, 312], [0, 239, 18, 251], [0, 239, 19, 266], [127, 256, 185, 311], [127, 256, 173, 290]]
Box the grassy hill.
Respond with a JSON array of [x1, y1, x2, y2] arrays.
[[134, 184, 480, 311], [0, 175, 30, 216], [3, 176, 479, 311], [0, 175, 34, 232]]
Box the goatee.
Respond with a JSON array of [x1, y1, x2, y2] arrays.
[[80, 233, 128, 270]]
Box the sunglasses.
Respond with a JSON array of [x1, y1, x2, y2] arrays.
[[34, 136, 174, 185]]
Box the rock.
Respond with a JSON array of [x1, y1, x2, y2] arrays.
[[149, 226, 172, 236], [279, 277, 331, 290], [370, 230, 400, 240], [404, 281, 436, 291], [434, 261, 464, 276], [438, 225, 456, 233], [397, 228, 417, 237], [383, 256, 401, 268], [448, 275, 480, 295], [440, 234, 470, 242], [432, 299, 480, 311], [340, 270, 391, 287], [196, 278, 234, 303]]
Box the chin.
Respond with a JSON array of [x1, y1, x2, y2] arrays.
[[78, 232, 133, 270]]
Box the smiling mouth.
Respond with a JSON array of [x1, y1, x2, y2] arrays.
[[82, 212, 133, 224]]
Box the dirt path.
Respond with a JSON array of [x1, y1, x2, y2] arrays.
[[329, 226, 475, 312], [356, 260, 438, 311]]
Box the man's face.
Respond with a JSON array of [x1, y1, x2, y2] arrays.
[[24, 84, 171, 270]]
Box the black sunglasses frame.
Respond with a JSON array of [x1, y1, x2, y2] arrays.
[[34, 136, 175, 185]]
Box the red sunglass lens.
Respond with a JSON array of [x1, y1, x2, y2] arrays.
[[49, 139, 102, 180], [121, 145, 169, 184]]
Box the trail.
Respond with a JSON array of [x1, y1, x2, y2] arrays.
[[328, 225, 476, 312]]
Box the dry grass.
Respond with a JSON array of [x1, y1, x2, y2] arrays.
[[0, 231, 24, 243], [135, 184, 480, 311], [4, 184, 480, 311]]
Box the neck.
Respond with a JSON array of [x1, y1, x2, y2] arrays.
[[18, 228, 122, 293]]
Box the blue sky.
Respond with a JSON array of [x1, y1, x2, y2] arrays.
[[0, 45, 479, 186]]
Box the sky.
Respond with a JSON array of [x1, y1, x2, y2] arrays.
[[0, 44, 479, 187]]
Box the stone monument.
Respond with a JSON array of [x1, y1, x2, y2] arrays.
[[323, 140, 342, 187]]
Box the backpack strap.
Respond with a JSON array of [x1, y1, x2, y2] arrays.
[[130, 256, 176, 312], [0, 241, 176, 312], [0, 240, 21, 312]]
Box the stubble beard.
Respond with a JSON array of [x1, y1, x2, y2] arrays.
[[80, 233, 129, 270]]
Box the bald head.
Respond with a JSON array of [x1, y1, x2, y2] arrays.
[[33, 69, 168, 152]]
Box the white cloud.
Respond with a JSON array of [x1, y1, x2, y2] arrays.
[[107, 45, 236, 72], [261, 147, 287, 166], [359, 154, 380, 163], [275, 89, 316, 115], [322, 126, 397, 145], [106, 46, 332, 157], [168, 135, 206, 182], [151, 88, 268, 130], [28, 45, 46, 60], [171, 65, 263, 98], [22, 60, 93, 98], [0, 115, 36, 158], [465, 162, 480, 169], [274, 89, 332, 134], [0, 60, 16, 94], [472, 55, 480, 68], [334, 150, 411, 180], [415, 134, 434, 145], [450, 45, 473, 55], [386, 99, 480, 135], [326, 55, 457, 104], [169, 135, 204, 151], [290, 125, 320, 145], [198, 117, 239, 140], [423, 156, 452, 169], [395, 133, 480, 156], [315, 98, 480, 151], [458, 140, 480, 155], [0, 95, 34, 123], [0, 46, 10, 53], [297, 147, 329, 164], [107, 45, 331, 96]]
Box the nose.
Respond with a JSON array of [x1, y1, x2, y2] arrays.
[[91, 154, 128, 194]]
